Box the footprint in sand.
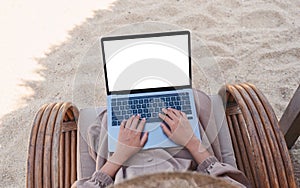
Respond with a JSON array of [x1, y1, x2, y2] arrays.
[[240, 10, 286, 28]]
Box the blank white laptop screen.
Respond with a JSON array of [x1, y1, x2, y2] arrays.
[[102, 34, 190, 92]]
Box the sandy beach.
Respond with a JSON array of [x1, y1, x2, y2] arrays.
[[0, 0, 299, 187]]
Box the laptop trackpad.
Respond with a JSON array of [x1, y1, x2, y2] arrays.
[[143, 122, 177, 149]]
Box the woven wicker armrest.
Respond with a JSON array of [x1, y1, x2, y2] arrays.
[[26, 102, 79, 188], [221, 83, 297, 188]]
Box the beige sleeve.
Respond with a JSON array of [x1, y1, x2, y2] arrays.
[[72, 171, 113, 188], [196, 156, 251, 188]]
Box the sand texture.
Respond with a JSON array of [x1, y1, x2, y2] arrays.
[[0, 0, 299, 187]]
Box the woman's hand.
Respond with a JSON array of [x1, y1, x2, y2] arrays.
[[159, 108, 197, 147], [110, 114, 148, 165], [100, 115, 148, 178], [159, 108, 211, 164]]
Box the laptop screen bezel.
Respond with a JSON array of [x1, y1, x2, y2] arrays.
[[101, 30, 192, 95]]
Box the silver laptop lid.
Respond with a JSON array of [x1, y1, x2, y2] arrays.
[[101, 30, 191, 95]]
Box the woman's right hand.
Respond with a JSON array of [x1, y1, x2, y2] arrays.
[[110, 114, 148, 165], [100, 115, 148, 178]]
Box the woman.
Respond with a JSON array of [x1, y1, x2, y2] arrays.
[[74, 107, 250, 187]]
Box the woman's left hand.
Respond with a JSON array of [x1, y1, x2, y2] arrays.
[[159, 108, 196, 147]]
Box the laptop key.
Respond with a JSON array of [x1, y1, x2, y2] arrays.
[[152, 112, 158, 118], [112, 121, 118, 126], [183, 110, 192, 114], [182, 96, 189, 100], [115, 115, 123, 120], [182, 105, 191, 110], [112, 106, 119, 111]]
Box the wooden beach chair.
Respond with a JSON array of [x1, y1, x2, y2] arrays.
[[26, 83, 298, 188]]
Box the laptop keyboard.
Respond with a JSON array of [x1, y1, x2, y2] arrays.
[[111, 92, 193, 126]]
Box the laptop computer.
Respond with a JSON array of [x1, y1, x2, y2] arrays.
[[100, 30, 201, 152]]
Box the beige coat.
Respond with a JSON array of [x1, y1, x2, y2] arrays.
[[73, 90, 250, 187]]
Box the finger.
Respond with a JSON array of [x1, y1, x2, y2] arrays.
[[140, 132, 148, 146], [158, 113, 173, 128], [165, 108, 178, 120], [120, 120, 126, 130], [180, 111, 188, 119], [130, 114, 140, 129], [168, 108, 181, 117], [160, 123, 172, 137], [162, 108, 173, 120], [125, 115, 135, 128], [137, 118, 146, 132]]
